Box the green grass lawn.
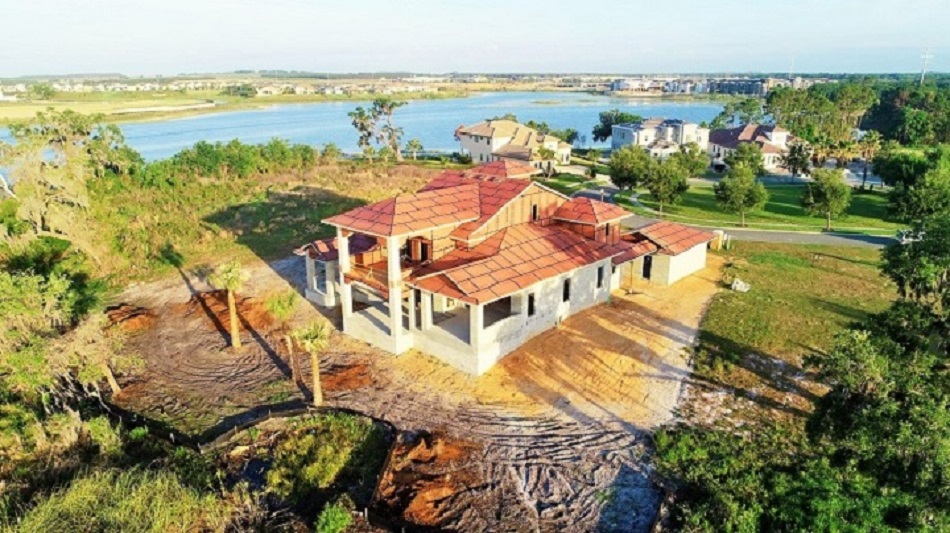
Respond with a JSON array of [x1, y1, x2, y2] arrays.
[[633, 184, 901, 234], [700, 242, 895, 368], [534, 174, 599, 195]]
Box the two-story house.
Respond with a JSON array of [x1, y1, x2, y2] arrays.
[[455, 120, 571, 174], [296, 160, 713, 375], [611, 118, 710, 159], [708, 123, 790, 170]]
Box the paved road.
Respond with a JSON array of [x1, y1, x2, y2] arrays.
[[572, 186, 895, 249]]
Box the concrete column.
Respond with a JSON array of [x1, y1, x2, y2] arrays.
[[336, 228, 353, 320], [386, 236, 403, 340], [469, 303, 483, 349], [304, 255, 316, 292], [407, 289, 417, 331], [420, 292, 433, 331]]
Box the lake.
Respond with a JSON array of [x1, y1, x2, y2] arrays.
[[3, 92, 724, 160]]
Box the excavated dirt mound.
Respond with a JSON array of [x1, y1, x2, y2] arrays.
[[105, 304, 157, 332], [322, 362, 373, 391], [179, 290, 274, 334], [374, 430, 482, 528]]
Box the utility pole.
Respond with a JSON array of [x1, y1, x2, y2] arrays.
[[920, 48, 933, 86]]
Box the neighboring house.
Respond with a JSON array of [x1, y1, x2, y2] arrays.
[[296, 160, 713, 376], [0, 91, 15, 102], [709, 123, 791, 170], [611, 118, 710, 158], [455, 119, 571, 174]]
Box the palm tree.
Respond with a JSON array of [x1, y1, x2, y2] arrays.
[[293, 321, 330, 406], [211, 261, 246, 349], [265, 291, 299, 383], [537, 147, 556, 178], [405, 139, 424, 160], [859, 131, 882, 188]]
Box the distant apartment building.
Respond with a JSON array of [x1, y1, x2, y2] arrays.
[[455, 119, 571, 172], [708, 123, 791, 170], [611, 118, 710, 158]]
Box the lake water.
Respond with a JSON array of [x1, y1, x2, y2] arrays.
[[2, 92, 724, 161]]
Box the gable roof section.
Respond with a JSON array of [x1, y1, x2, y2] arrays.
[[636, 221, 715, 255], [464, 160, 540, 179], [294, 233, 379, 261], [554, 197, 630, 226], [411, 224, 628, 304], [323, 184, 481, 237]]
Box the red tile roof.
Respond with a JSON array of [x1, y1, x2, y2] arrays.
[[635, 221, 715, 255], [709, 123, 788, 154], [463, 160, 540, 179], [323, 184, 481, 237], [410, 224, 628, 304], [610, 236, 659, 265], [294, 233, 379, 261], [553, 197, 630, 226]]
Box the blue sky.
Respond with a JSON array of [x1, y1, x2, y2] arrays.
[[2, 0, 948, 76]]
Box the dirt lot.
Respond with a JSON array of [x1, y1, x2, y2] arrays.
[[111, 254, 722, 531]]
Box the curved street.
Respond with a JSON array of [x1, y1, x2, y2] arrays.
[[571, 184, 895, 248]]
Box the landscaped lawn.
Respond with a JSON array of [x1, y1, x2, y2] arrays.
[[534, 174, 599, 196], [630, 184, 901, 233]]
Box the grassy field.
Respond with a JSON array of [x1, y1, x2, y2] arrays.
[[627, 184, 901, 234], [91, 163, 436, 281], [691, 241, 896, 423], [0, 88, 470, 124]]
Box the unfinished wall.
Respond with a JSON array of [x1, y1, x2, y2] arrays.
[[651, 243, 707, 286]]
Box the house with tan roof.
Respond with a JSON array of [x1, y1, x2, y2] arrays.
[[296, 162, 714, 375], [709, 123, 790, 170], [455, 119, 572, 174]]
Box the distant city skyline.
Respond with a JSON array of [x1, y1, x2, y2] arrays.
[[3, 0, 948, 78]]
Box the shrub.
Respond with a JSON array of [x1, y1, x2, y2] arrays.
[[315, 500, 352, 533], [265, 413, 387, 504]]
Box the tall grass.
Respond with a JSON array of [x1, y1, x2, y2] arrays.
[[7, 469, 233, 532]]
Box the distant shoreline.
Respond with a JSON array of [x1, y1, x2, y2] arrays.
[[0, 86, 734, 125]]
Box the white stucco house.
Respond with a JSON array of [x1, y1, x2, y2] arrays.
[[296, 161, 714, 376], [708, 123, 791, 170], [455, 119, 571, 174], [611, 118, 710, 158]]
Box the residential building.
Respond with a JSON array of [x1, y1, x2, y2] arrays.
[[708, 123, 791, 170], [455, 120, 572, 173], [611, 118, 710, 158], [296, 160, 713, 375]]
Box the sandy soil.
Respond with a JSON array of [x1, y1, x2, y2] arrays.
[[111, 254, 722, 531]]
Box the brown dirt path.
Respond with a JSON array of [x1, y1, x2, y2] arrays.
[[111, 254, 722, 531]]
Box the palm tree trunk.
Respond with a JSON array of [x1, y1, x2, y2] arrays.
[[658, 201, 664, 217], [228, 289, 241, 349], [284, 334, 297, 382], [311, 351, 323, 406], [862, 162, 869, 188], [826, 211, 832, 231], [101, 363, 121, 395], [741, 210, 746, 227]]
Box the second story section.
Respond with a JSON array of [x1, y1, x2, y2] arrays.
[[455, 119, 572, 170], [318, 161, 629, 296]]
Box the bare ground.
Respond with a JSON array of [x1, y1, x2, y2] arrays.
[[111, 254, 722, 531]]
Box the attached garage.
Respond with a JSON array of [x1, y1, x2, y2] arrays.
[[621, 221, 715, 287]]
